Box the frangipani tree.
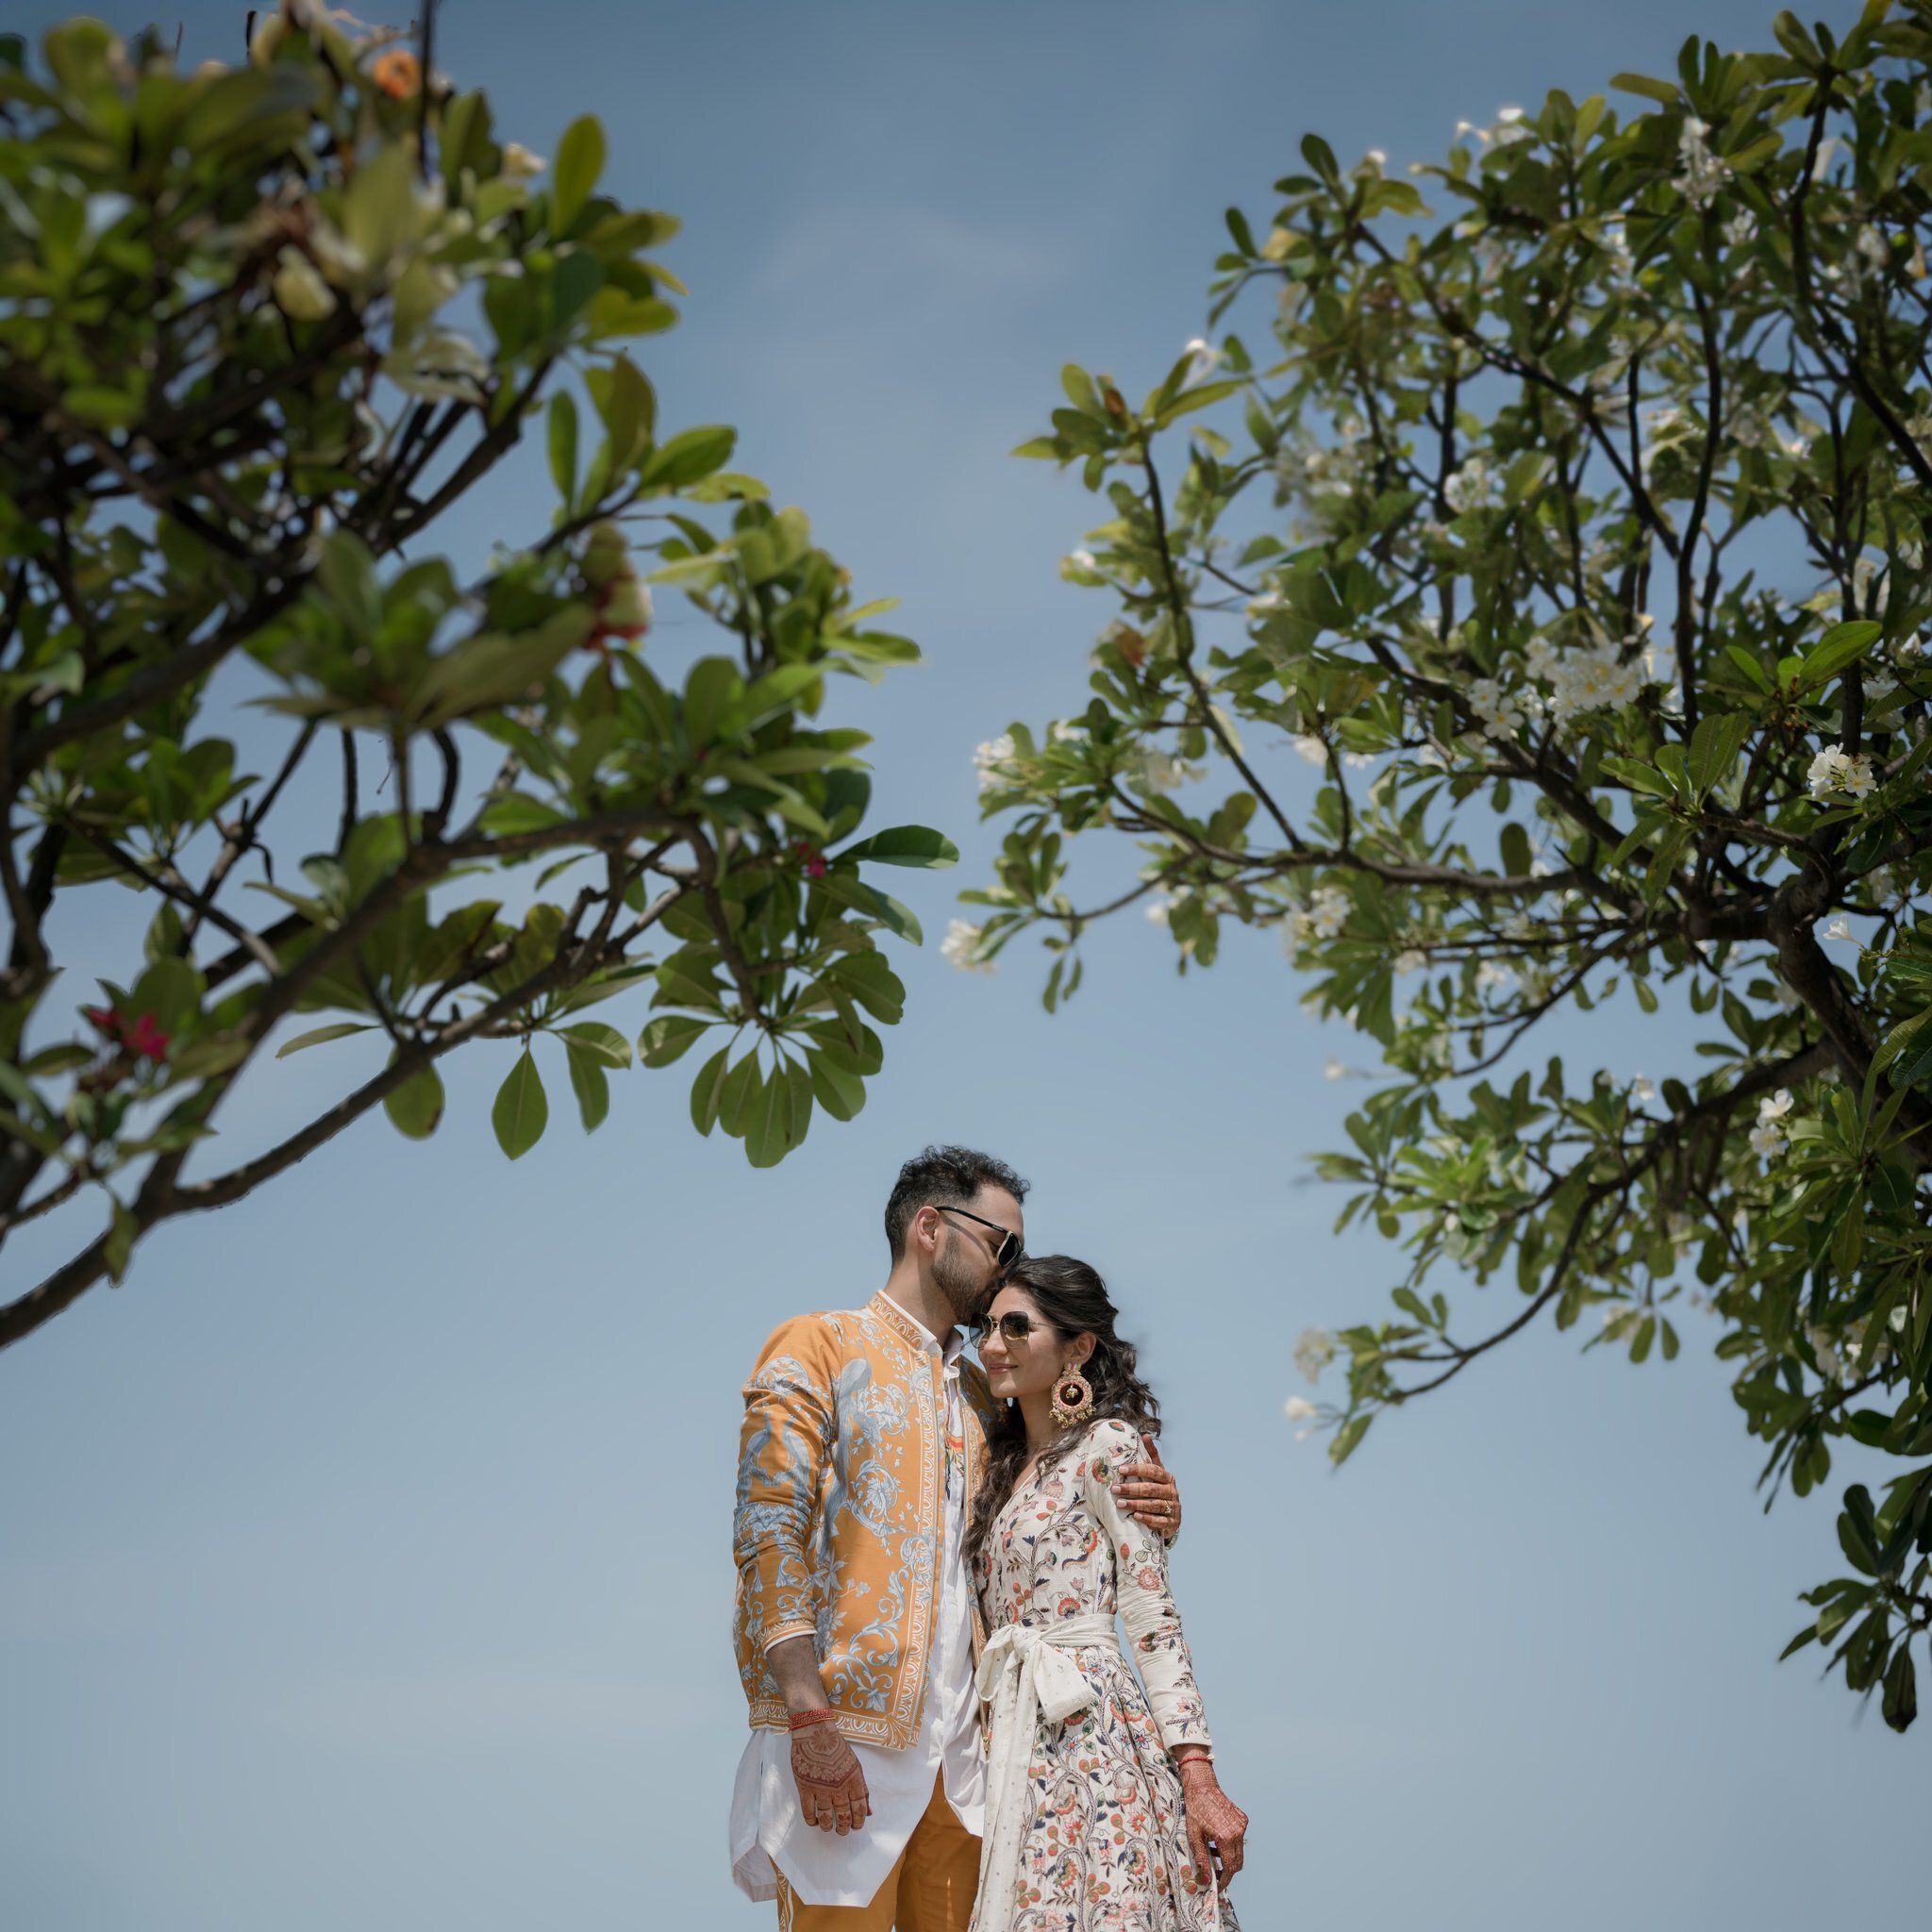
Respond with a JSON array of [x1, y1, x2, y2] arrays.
[[969, 4, 1932, 1726], [0, 8, 951, 1351]]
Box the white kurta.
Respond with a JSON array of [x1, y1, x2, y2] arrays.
[[729, 1295, 985, 1907]]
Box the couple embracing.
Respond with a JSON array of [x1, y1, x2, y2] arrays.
[[729, 1146, 1249, 1930]]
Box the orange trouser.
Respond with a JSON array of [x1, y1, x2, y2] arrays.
[[775, 1774, 979, 1932]]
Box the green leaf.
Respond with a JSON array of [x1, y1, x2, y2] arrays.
[[491, 1049, 549, 1159], [1611, 71, 1682, 103], [718, 1049, 762, 1138], [275, 1022, 376, 1059], [384, 1060, 445, 1140], [1800, 621, 1883, 691], [639, 425, 736, 492], [565, 1037, 610, 1132], [689, 1043, 731, 1135], [104, 1200, 138, 1285], [640, 1014, 710, 1068], [558, 1020, 632, 1068], [826, 951, 905, 1024], [682, 655, 743, 747], [548, 391, 578, 508], [744, 1058, 796, 1168], [551, 115, 607, 235], [836, 824, 959, 870], [1328, 1412, 1371, 1465], [808, 1048, 866, 1122], [1883, 1639, 1919, 1733], [1687, 709, 1754, 796], [602, 354, 654, 473]]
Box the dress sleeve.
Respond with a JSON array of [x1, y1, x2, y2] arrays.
[[1083, 1419, 1213, 1754], [732, 1315, 836, 1655]]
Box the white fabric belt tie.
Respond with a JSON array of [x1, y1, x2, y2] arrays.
[[974, 1615, 1120, 1924]]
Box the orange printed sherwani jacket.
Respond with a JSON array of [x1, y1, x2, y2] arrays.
[[733, 1292, 999, 1749]]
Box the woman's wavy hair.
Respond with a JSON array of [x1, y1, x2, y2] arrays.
[[965, 1254, 1161, 1564]]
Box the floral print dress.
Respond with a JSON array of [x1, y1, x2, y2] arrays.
[[970, 1417, 1238, 1932]]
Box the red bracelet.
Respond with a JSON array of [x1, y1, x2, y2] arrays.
[[789, 1707, 841, 1731], [1175, 1755, 1215, 1775]]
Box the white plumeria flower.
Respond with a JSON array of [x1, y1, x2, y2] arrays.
[[1677, 114, 1730, 208], [1805, 1323, 1846, 1383], [384, 328, 490, 402], [1475, 959, 1517, 991], [1758, 1089, 1794, 1122], [1443, 457, 1492, 514], [1283, 1394, 1319, 1421], [974, 733, 1016, 796], [1049, 719, 1086, 743], [1064, 548, 1098, 575], [1468, 676, 1527, 741], [1824, 916, 1855, 942], [1293, 1327, 1336, 1384], [1307, 885, 1350, 940], [1748, 1119, 1784, 1158], [1631, 1074, 1657, 1103], [501, 142, 546, 181], [1182, 337, 1221, 384], [1144, 897, 1172, 926], [940, 919, 995, 974], [1323, 1056, 1347, 1081], [1393, 948, 1427, 977], [272, 246, 337, 321], [1291, 734, 1328, 766], [1136, 749, 1188, 793]]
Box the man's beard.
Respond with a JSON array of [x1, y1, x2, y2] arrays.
[[932, 1230, 990, 1328]]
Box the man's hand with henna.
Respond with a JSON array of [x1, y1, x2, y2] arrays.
[[790, 1712, 873, 1836], [1115, 1435, 1183, 1541]]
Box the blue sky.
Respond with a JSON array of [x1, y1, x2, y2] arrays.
[[3, 3, 1924, 1928]]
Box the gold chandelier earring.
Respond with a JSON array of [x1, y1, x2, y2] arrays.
[[1049, 1364, 1095, 1428]]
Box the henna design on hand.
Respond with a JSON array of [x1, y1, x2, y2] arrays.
[[791, 1721, 872, 1835]]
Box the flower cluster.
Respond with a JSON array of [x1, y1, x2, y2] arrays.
[[1442, 457, 1493, 515], [1807, 745, 1877, 799], [1676, 116, 1730, 209], [974, 733, 1017, 797], [1528, 634, 1646, 724], [579, 522, 652, 654], [1748, 1087, 1793, 1159], [1293, 1327, 1336, 1384], [84, 1006, 170, 1062], [1126, 748, 1201, 794], [941, 919, 994, 974], [1285, 885, 1350, 952]]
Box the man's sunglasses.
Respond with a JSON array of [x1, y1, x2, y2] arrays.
[[935, 1205, 1023, 1279]]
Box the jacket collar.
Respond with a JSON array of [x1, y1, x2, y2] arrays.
[[869, 1290, 966, 1364]]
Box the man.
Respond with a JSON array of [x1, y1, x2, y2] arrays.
[[729, 1145, 1182, 1930]]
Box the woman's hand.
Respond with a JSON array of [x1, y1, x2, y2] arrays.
[[791, 1719, 872, 1835], [1177, 1756, 1248, 1887]]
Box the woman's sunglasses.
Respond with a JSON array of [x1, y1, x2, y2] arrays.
[[981, 1310, 1045, 1344], [936, 1205, 1023, 1279]]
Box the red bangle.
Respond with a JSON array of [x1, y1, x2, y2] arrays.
[[789, 1707, 840, 1731]]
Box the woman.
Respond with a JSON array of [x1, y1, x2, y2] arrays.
[[967, 1255, 1247, 1931]]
